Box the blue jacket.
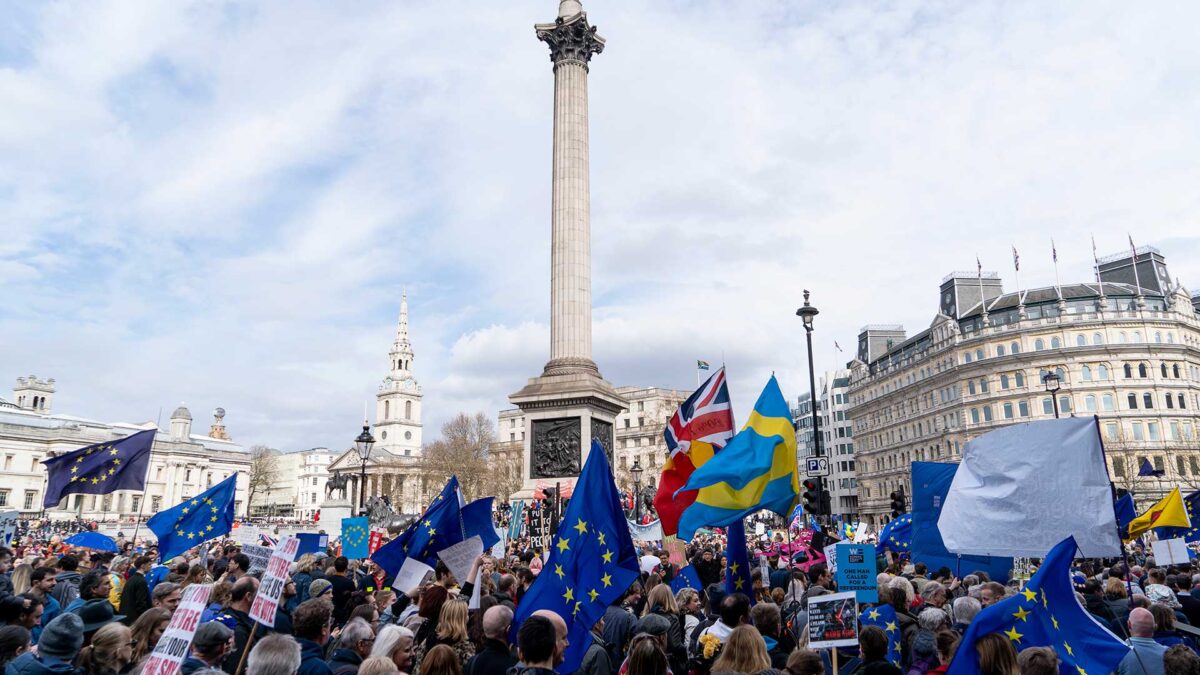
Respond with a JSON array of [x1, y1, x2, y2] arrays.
[[5, 652, 80, 675], [34, 595, 61, 644], [1118, 637, 1166, 675], [298, 639, 334, 675]]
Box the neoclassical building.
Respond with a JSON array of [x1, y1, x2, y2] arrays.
[[0, 379, 251, 520], [847, 247, 1200, 527]]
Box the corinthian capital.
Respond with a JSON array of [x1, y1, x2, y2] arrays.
[[535, 14, 605, 67]]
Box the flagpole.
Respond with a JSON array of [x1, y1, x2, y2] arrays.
[[1051, 239, 1063, 301], [1092, 414, 1137, 603], [127, 429, 157, 551]]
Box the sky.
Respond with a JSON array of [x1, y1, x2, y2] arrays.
[[3, 1, 1199, 453]]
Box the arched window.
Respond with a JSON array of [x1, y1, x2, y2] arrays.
[[976, 349, 984, 361], [1128, 394, 1138, 409], [1180, 394, 1187, 409], [1138, 363, 1148, 378], [1102, 394, 1114, 411], [968, 381, 976, 395], [997, 345, 1006, 357], [979, 378, 989, 393], [1093, 333, 1103, 345], [1019, 401, 1030, 417], [1043, 398, 1054, 415], [1119, 332, 1127, 344], [1000, 374, 1010, 389], [1162, 363, 1169, 378], [405, 400, 413, 419], [1082, 365, 1092, 381], [1015, 372, 1025, 387], [964, 352, 973, 363], [1085, 395, 1097, 412], [1051, 337, 1062, 349], [1155, 332, 1163, 343], [1144, 393, 1154, 409], [970, 409, 980, 424], [1076, 335, 1086, 346], [982, 406, 993, 422], [1133, 332, 1143, 343], [1056, 367, 1066, 382], [1166, 394, 1175, 409], [1035, 339, 1045, 351], [1167, 333, 1175, 344], [1174, 364, 1181, 378], [1011, 342, 1021, 354], [1059, 396, 1072, 413], [1124, 364, 1133, 378], [384, 401, 390, 419], [1098, 364, 1110, 380], [1003, 402, 1014, 419]]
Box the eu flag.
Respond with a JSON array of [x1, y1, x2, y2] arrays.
[[1114, 493, 1137, 540], [1156, 490, 1200, 542], [946, 536, 1130, 675], [1138, 457, 1165, 477], [724, 520, 754, 603], [372, 477, 464, 575], [342, 517, 370, 559], [878, 514, 912, 553], [43, 428, 154, 507], [511, 441, 640, 673], [462, 497, 500, 550], [147, 474, 238, 563], [859, 603, 901, 666], [669, 565, 703, 594]]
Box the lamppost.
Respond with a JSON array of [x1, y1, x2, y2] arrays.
[[796, 290, 827, 522], [354, 422, 376, 514], [1043, 372, 1062, 419], [631, 458, 644, 522]]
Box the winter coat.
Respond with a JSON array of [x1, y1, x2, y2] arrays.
[[297, 638, 335, 675], [5, 653, 81, 675], [326, 649, 363, 675]]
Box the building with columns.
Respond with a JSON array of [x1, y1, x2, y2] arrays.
[[847, 246, 1200, 528], [0, 384, 251, 520]]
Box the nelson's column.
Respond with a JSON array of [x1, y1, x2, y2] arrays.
[[510, 0, 626, 497]]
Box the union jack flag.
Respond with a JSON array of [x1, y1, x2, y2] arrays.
[[655, 367, 735, 536]]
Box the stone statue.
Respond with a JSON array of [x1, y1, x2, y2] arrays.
[[325, 473, 352, 501]]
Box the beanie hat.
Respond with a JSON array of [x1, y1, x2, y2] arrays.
[[193, 621, 234, 651], [309, 578, 333, 598], [38, 613, 85, 660], [634, 614, 671, 637]]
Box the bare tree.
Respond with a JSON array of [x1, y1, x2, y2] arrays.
[[247, 445, 280, 514], [417, 412, 497, 501]]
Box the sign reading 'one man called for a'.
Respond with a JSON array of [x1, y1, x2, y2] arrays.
[[835, 543, 878, 603]]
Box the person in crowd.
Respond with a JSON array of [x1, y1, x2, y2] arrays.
[[417, 599, 475, 669], [1163, 643, 1200, 674], [49, 556, 81, 609], [117, 557, 153, 624], [1170, 576, 1200, 628], [804, 565, 834, 604], [749, 602, 790, 669], [489, 576, 517, 611], [516, 613, 568, 675], [180, 563, 210, 590], [200, 582, 232, 624], [294, 599, 336, 675], [641, 585, 686, 674], [309, 579, 335, 606], [7, 613, 83, 675], [27, 568, 60, 641], [327, 617, 375, 675], [851, 625, 903, 675], [10, 565, 32, 598], [329, 558, 358, 626], [620, 615, 670, 674], [291, 555, 320, 610], [421, 644, 462, 675], [247, 634, 303, 675], [698, 592, 750, 647], [182, 621, 235, 675], [886, 578, 919, 666], [974, 632, 1018, 675], [1106, 578, 1133, 619], [1, 595, 43, 634], [75, 622, 133, 675], [105, 559, 128, 609], [1016, 646, 1059, 675], [926, 630, 959, 675], [1082, 579, 1118, 626], [358, 656, 400, 675], [710, 624, 770, 674], [673, 588, 702, 641], [979, 582, 1007, 607], [1151, 604, 1199, 653], [0, 549, 14, 599], [622, 637, 666, 675], [603, 582, 641, 666], [514, 567, 535, 604], [66, 572, 113, 615], [220, 576, 265, 673], [950, 596, 980, 634], [690, 550, 721, 589], [372, 625, 416, 675], [76, 597, 125, 643], [910, 607, 951, 674], [0, 626, 31, 671], [151, 582, 181, 613], [375, 590, 396, 627], [463, 605, 516, 675], [128, 607, 172, 667], [785, 649, 825, 675], [410, 585, 449, 646], [920, 581, 949, 610], [577, 616, 611, 675], [272, 577, 298, 636]]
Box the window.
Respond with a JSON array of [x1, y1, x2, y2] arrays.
[[1085, 395, 1097, 412], [1051, 337, 1062, 349], [1082, 366, 1092, 381], [1167, 394, 1174, 409], [132, 496, 141, 513], [1174, 364, 1181, 378], [1192, 457, 1200, 475], [1162, 363, 1169, 378], [979, 378, 989, 393], [1000, 374, 1010, 389], [997, 345, 1006, 357], [964, 352, 972, 363], [976, 349, 984, 361], [968, 381, 976, 395], [1119, 332, 1127, 344], [1011, 342, 1021, 354], [638, 401, 644, 411], [1134, 332, 1142, 343], [1171, 422, 1181, 440], [1156, 332, 1163, 343], [1003, 402, 1014, 419], [151, 497, 162, 512], [983, 406, 993, 422], [1124, 364, 1133, 378], [1098, 364, 1110, 380], [1179, 456, 1187, 476], [405, 401, 413, 419], [1093, 333, 1103, 345], [1015, 372, 1025, 387], [1059, 396, 1072, 413], [0, 491, 7, 507], [1128, 394, 1138, 409], [1138, 363, 1148, 378], [1132, 423, 1145, 441], [1113, 459, 1125, 477], [1056, 367, 1066, 382], [23, 491, 35, 510], [1143, 393, 1154, 409], [185, 468, 192, 482], [312, 493, 318, 504], [384, 400, 390, 419], [1103, 394, 1115, 411], [1105, 423, 1119, 441], [1035, 339, 1045, 350], [1076, 335, 1086, 346], [313, 477, 318, 486], [1154, 456, 1164, 472], [1179, 394, 1187, 409], [1018, 401, 1030, 417], [1043, 398, 1054, 415], [970, 409, 980, 424]]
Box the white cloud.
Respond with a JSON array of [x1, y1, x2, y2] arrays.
[[2, 0, 1199, 450]]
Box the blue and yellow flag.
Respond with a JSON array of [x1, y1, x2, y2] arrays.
[[42, 428, 154, 507], [342, 517, 370, 559], [511, 441, 640, 673], [675, 376, 798, 540], [372, 477, 463, 576], [879, 514, 912, 553], [859, 603, 901, 666], [724, 520, 753, 603], [147, 474, 237, 562], [946, 536, 1130, 675]]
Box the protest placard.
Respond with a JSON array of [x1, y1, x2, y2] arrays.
[[369, 530, 385, 556], [853, 523, 868, 543], [0, 510, 17, 547], [438, 536, 484, 585], [835, 543, 878, 603], [233, 524, 261, 546], [491, 526, 506, 557], [824, 543, 838, 573], [141, 584, 212, 675], [241, 544, 272, 575], [807, 591, 859, 649], [1152, 538, 1190, 566], [249, 536, 299, 627]]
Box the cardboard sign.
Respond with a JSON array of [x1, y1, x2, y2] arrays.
[[141, 584, 212, 675], [393, 558, 434, 593], [0, 510, 17, 547], [835, 543, 878, 603], [824, 543, 839, 573], [853, 523, 869, 543], [241, 544, 272, 575], [807, 590, 859, 648], [233, 524, 261, 546], [437, 536, 484, 586], [1152, 538, 1191, 566], [248, 536, 299, 627]]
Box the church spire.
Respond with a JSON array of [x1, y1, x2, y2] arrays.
[[389, 290, 414, 378], [395, 290, 410, 346]]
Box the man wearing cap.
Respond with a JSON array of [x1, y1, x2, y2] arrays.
[[7, 613, 84, 675], [182, 621, 234, 675], [76, 597, 125, 638]]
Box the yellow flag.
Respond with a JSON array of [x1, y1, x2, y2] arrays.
[[1125, 488, 1191, 540]]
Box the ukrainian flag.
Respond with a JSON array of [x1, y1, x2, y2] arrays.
[[675, 376, 799, 541]]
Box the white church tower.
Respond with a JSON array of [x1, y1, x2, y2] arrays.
[[375, 292, 423, 456]]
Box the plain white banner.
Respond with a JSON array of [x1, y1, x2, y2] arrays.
[[938, 417, 1120, 557]]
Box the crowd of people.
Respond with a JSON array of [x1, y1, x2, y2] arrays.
[[0, 526, 1199, 675]]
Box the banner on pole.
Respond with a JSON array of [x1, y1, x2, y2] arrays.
[[141, 584, 212, 675], [248, 536, 299, 627]]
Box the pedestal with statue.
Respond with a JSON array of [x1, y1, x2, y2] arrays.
[[318, 473, 356, 537]]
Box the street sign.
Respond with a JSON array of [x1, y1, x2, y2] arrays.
[[806, 457, 830, 477]]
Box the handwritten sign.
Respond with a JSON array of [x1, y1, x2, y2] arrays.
[[249, 536, 299, 627], [807, 590, 859, 649], [835, 543, 878, 603], [437, 536, 483, 587], [141, 584, 212, 675], [241, 544, 272, 575], [824, 543, 838, 573]]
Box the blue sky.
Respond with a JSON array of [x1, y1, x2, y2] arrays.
[[3, 0, 1199, 452]]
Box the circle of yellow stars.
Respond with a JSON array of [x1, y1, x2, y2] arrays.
[[862, 607, 903, 664], [67, 444, 123, 485], [174, 498, 223, 541], [345, 524, 367, 547], [552, 517, 619, 618], [997, 584, 1090, 675]]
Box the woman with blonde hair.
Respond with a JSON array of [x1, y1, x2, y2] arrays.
[[414, 600, 474, 671], [9, 565, 32, 596], [674, 587, 702, 638], [642, 585, 686, 674], [371, 625, 416, 673], [711, 625, 771, 674], [358, 655, 401, 675], [129, 608, 172, 665], [75, 623, 133, 675]]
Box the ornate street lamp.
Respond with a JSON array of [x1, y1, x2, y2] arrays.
[[355, 422, 376, 513], [1043, 372, 1062, 419], [630, 458, 644, 522], [795, 290, 827, 521]]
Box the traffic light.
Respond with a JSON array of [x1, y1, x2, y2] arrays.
[[802, 479, 820, 513], [890, 489, 906, 517]]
